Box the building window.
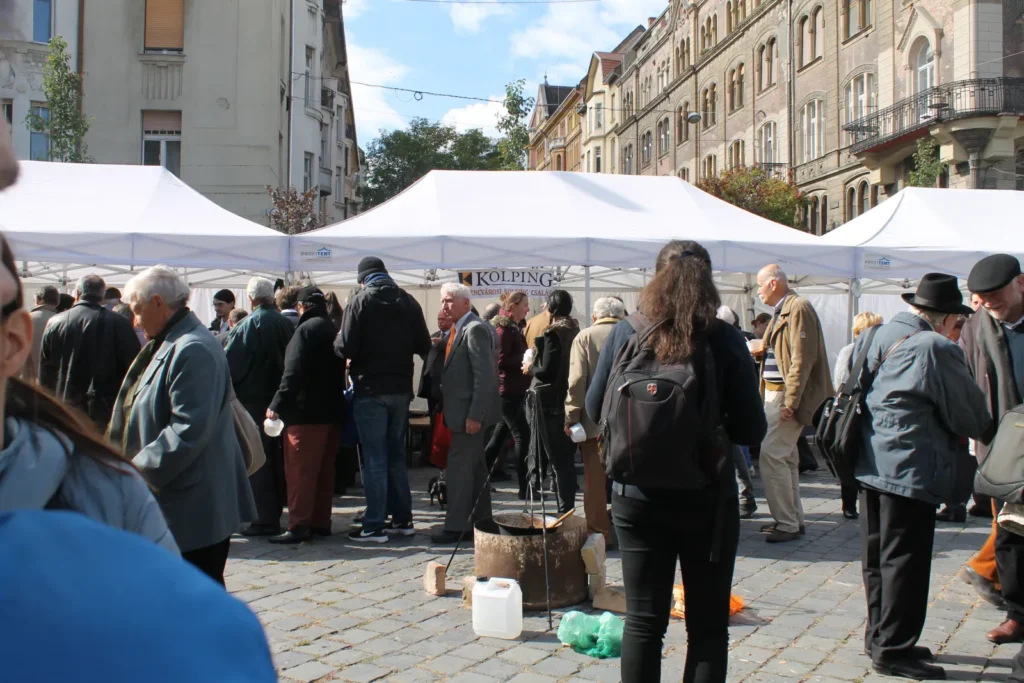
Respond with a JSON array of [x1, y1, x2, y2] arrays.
[[1, 100, 11, 130], [305, 47, 315, 106], [846, 186, 857, 220], [859, 180, 870, 215], [861, 0, 872, 31], [727, 1, 733, 33], [679, 167, 690, 182], [728, 140, 745, 169], [660, 118, 670, 154], [33, 0, 51, 43], [29, 103, 49, 160], [757, 121, 776, 164], [303, 152, 314, 191], [758, 38, 777, 91], [623, 144, 633, 174], [335, 165, 342, 198], [914, 39, 935, 94], [642, 132, 653, 166], [556, 155, 562, 171], [702, 154, 717, 178], [821, 194, 829, 231], [844, 0, 870, 38], [145, 0, 184, 52], [142, 110, 182, 176], [798, 16, 809, 68], [595, 103, 603, 129], [844, 73, 876, 144], [702, 85, 717, 128], [713, 14, 718, 45], [610, 144, 616, 172], [336, 106, 344, 141], [595, 147, 602, 173], [802, 100, 824, 162], [610, 95, 616, 123], [809, 196, 819, 234], [729, 65, 745, 111]]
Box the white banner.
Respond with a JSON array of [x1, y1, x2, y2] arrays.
[[458, 269, 556, 298]]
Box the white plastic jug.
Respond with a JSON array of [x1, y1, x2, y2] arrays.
[[263, 418, 285, 438], [472, 577, 523, 640]]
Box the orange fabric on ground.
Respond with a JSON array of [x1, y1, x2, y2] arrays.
[[968, 501, 1001, 587]]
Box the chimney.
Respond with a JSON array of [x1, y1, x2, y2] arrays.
[[648, 17, 656, 28]]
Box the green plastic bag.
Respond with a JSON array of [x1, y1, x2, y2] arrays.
[[556, 611, 624, 659]]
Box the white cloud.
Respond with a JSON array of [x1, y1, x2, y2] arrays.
[[441, 97, 506, 139], [450, 4, 512, 34], [342, 0, 369, 19], [544, 63, 586, 86], [346, 43, 410, 140]]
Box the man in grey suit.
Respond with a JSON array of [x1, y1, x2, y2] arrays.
[[433, 282, 500, 545]]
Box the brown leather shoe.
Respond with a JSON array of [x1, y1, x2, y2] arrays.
[[987, 619, 1024, 644]]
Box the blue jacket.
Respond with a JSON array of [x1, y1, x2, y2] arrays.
[[224, 304, 294, 411], [128, 312, 257, 552], [0, 417, 178, 555], [851, 312, 990, 505]]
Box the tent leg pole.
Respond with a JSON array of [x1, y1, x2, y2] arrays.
[[847, 279, 859, 344], [584, 266, 591, 327]]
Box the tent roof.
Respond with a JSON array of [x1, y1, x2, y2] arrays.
[[293, 170, 849, 278], [819, 188, 1024, 279], [0, 161, 289, 272]]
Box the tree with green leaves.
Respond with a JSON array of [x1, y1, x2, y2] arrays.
[[908, 137, 944, 187], [696, 166, 807, 229], [25, 36, 91, 162], [495, 79, 534, 170], [362, 118, 501, 208]]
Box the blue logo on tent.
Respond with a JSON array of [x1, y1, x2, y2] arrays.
[[316, 247, 331, 258]]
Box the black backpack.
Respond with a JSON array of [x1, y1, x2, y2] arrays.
[[599, 314, 726, 490], [814, 327, 917, 487]]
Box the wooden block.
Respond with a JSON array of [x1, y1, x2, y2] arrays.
[[424, 561, 446, 596], [462, 576, 476, 608], [588, 567, 606, 599], [592, 587, 627, 614], [581, 533, 606, 575]]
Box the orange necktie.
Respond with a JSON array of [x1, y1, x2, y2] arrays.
[[444, 328, 455, 362]]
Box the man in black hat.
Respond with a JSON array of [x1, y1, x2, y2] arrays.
[[336, 256, 432, 543], [961, 253, 1024, 645], [210, 289, 235, 333], [850, 272, 989, 680]]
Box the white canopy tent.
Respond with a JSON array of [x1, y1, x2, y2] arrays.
[[0, 161, 290, 285]]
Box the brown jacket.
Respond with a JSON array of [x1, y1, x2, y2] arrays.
[[760, 293, 833, 426], [565, 317, 619, 438], [524, 309, 551, 350]]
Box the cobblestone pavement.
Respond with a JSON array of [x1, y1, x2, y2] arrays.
[[226, 465, 1017, 683]]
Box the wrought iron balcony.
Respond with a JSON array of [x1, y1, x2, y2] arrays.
[[754, 162, 789, 178], [843, 77, 1024, 154]]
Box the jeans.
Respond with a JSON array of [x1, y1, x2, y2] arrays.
[[613, 486, 739, 683], [353, 393, 413, 532], [484, 394, 530, 489]]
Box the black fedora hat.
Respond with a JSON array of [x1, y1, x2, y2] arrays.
[[901, 273, 973, 316]]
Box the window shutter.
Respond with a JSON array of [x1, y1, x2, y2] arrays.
[[142, 110, 182, 133], [145, 0, 184, 51]]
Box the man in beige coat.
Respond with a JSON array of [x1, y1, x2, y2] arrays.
[[755, 265, 833, 543], [565, 297, 625, 542], [22, 285, 59, 382]]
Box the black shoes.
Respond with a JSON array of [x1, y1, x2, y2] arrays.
[[872, 659, 945, 680], [740, 497, 757, 519], [386, 521, 416, 537], [760, 523, 806, 534], [347, 528, 388, 543], [865, 646, 934, 661], [766, 529, 801, 543], [240, 524, 282, 537], [960, 566, 1008, 609], [843, 509, 859, 520], [269, 527, 313, 544], [936, 505, 967, 523]]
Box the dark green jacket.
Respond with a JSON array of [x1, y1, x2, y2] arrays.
[[224, 305, 294, 410]]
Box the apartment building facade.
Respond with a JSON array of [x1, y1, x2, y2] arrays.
[[528, 82, 581, 172], [529, 0, 1024, 234], [0, 0, 360, 226]]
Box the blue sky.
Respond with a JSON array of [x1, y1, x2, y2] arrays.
[[343, 0, 670, 145]]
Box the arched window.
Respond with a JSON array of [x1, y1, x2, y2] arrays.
[[685, 38, 691, 67], [712, 14, 718, 44], [681, 102, 690, 141], [846, 186, 857, 220], [813, 7, 824, 60], [739, 0, 746, 21], [798, 16, 808, 68], [737, 64, 745, 108], [661, 117, 670, 153], [843, 0, 855, 39], [656, 120, 663, 154], [726, 1, 733, 33], [757, 44, 765, 91], [757, 121, 776, 164], [729, 69, 737, 111], [820, 194, 828, 231], [676, 106, 684, 142], [766, 38, 776, 86], [703, 154, 717, 178], [710, 84, 717, 124], [702, 88, 710, 126], [859, 181, 870, 215], [915, 39, 935, 94], [809, 196, 819, 234], [802, 99, 823, 162], [728, 140, 745, 169], [700, 25, 707, 52]]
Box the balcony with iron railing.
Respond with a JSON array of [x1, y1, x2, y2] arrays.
[[546, 137, 566, 152], [754, 162, 789, 178], [843, 78, 1024, 155]]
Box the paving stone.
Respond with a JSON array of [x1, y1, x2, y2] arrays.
[[321, 648, 372, 667], [334, 663, 394, 682], [384, 670, 438, 683], [280, 661, 337, 682], [813, 662, 871, 680], [447, 674, 500, 683], [421, 654, 475, 675], [506, 674, 557, 683], [573, 664, 622, 682], [353, 636, 408, 655], [470, 659, 523, 679], [273, 651, 315, 670], [498, 647, 550, 665], [529, 656, 581, 677]]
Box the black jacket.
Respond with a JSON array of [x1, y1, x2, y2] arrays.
[[530, 317, 580, 415], [39, 300, 142, 427], [417, 330, 447, 413], [269, 307, 346, 426], [335, 278, 432, 396]]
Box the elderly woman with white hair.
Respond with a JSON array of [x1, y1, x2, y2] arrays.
[[109, 266, 257, 585]]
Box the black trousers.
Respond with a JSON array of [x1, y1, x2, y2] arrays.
[[613, 487, 739, 683], [951, 441, 976, 507], [860, 489, 936, 662], [997, 525, 1024, 623], [245, 403, 286, 529], [540, 409, 578, 513], [484, 394, 530, 489], [841, 483, 859, 512], [182, 537, 232, 587]]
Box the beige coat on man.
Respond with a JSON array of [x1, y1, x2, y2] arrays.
[[760, 293, 833, 426], [565, 318, 620, 439], [22, 305, 57, 382]]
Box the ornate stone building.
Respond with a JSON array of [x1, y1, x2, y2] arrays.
[[528, 81, 582, 172], [529, 0, 1024, 234]]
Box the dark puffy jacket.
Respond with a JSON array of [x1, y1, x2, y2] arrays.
[[269, 307, 347, 426], [530, 317, 580, 414], [335, 277, 432, 396], [39, 301, 142, 428], [224, 305, 294, 411], [492, 313, 530, 397]]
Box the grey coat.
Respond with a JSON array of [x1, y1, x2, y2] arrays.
[[128, 311, 256, 552], [441, 312, 500, 433], [852, 312, 990, 505], [0, 416, 178, 554]]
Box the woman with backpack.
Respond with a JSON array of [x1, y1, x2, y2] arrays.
[[524, 289, 580, 514], [0, 233, 177, 555], [585, 240, 767, 683]]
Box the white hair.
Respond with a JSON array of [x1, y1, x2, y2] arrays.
[[593, 297, 625, 320], [124, 266, 191, 311], [910, 306, 951, 329], [246, 276, 275, 303], [440, 282, 471, 301], [716, 305, 740, 327], [760, 265, 789, 287]]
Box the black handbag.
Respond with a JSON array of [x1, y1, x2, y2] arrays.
[[975, 404, 1024, 503], [815, 328, 917, 488]]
